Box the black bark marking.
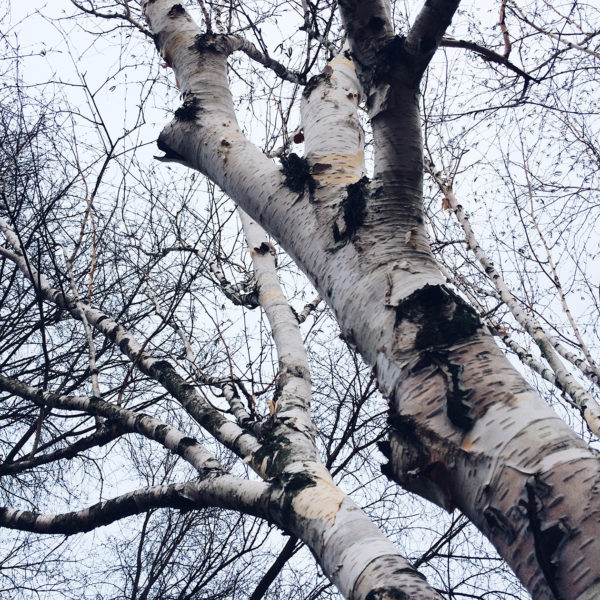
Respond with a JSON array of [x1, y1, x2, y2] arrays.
[[338, 329, 358, 351], [521, 476, 572, 599], [380, 460, 394, 479], [444, 360, 475, 430], [254, 241, 275, 255], [333, 176, 369, 242], [408, 350, 475, 430], [174, 97, 201, 122], [193, 33, 231, 54], [153, 423, 169, 444], [374, 36, 411, 81], [118, 337, 131, 353], [394, 284, 482, 351], [281, 471, 317, 495], [275, 470, 319, 525], [484, 506, 516, 545], [411, 462, 456, 512], [387, 413, 420, 447], [385, 414, 459, 511], [156, 138, 186, 162], [311, 162, 332, 173], [176, 436, 198, 455], [377, 440, 392, 459], [419, 35, 437, 54], [366, 16, 386, 32], [197, 409, 224, 432], [280, 153, 316, 195], [167, 4, 185, 17], [302, 70, 332, 99], [253, 435, 293, 479]]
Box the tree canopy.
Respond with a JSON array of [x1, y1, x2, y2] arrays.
[[0, 1, 599, 599]]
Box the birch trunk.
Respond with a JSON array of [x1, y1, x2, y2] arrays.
[[142, 1, 600, 598]]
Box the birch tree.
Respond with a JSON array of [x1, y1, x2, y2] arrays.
[[1, 1, 599, 599]]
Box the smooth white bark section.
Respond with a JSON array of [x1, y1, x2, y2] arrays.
[[302, 52, 365, 187]]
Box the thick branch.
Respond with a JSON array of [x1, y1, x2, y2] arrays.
[[0, 477, 269, 535], [337, 0, 394, 67], [404, 0, 462, 77]]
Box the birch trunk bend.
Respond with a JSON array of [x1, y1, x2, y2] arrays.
[[142, 1, 600, 599]]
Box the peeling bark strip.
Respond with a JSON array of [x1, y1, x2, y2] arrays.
[[141, 1, 600, 599]]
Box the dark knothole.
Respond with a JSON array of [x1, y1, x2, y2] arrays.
[[394, 284, 482, 350], [333, 176, 369, 242], [280, 153, 316, 195], [174, 97, 201, 122], [168, 4, 185, 17]]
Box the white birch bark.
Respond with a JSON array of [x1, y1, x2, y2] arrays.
[[135, 1, 600, 598], [0, 231, 444, 599], [0, 376, 224, 476], [0, 477, 270, 535]]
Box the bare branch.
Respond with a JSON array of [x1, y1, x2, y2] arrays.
[[0, 375, 225, 476], [0, 477, 269, 535], [439, 36, 537, 83], [69, 0, 152, 37]]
